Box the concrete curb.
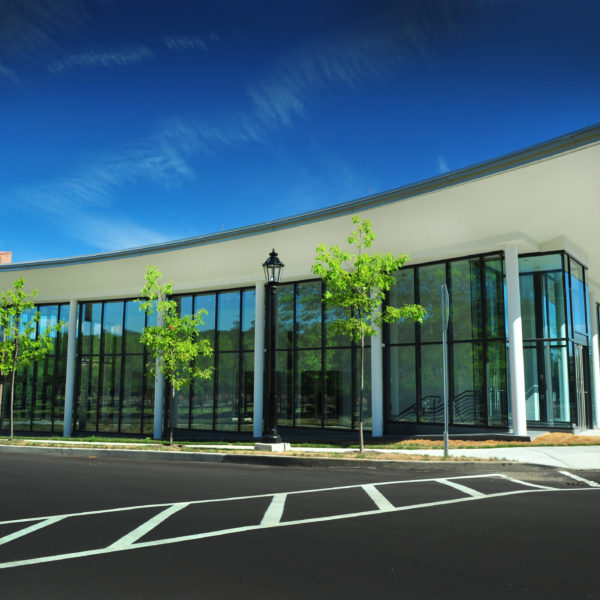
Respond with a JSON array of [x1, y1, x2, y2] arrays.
[[0, 443, 559, 474]]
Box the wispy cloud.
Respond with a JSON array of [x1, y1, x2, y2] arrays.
[[48, 46, 154, 73], [0, 0, 92, 81], [437, 156, 450, 173], [163, 36, 206, 51]]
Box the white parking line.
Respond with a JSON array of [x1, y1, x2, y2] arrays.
[[559, 470, 600, 488], [0, 516, 66, 546], [1, 473, 588, 571], [435, 479, 485, 497], [362, 484, 395, 512], [260, 494, 287, 526], [109, 502, 190, 549]]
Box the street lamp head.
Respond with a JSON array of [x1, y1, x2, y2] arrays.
[[263, 249, 284, 284]]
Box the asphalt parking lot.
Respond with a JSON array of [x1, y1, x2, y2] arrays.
[[1, 452, 599, 599]]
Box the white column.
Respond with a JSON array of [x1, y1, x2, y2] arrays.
[[62, 299, 78, 438], [253, 282, 265, 438], [153, 312, 165, 440], [504, 245, 528, 436], [370, 325, 384, 437], [589, 293, 600, 428]]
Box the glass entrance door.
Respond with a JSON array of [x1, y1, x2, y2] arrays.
[[574, 343, 591, 429]]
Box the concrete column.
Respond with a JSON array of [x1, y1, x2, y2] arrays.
[[153, 312, 165, 440], [589, 293, 600, 428], [504, 245, 528, 436], [370, 324, 384, 437], [253, 282, 265, 439], [62, 299, 78, 438]]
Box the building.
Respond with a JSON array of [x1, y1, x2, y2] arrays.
[[1, 123, 600, 440]]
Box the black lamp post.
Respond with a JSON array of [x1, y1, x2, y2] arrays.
[[262, 249, 284, 443]]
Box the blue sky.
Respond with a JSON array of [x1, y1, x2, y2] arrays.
[[1, 0, 599, 263]]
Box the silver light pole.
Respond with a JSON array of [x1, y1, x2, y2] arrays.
[[441, 284, 450, 458]]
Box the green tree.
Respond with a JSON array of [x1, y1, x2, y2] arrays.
[[137, 266, 214, 445], [0, 278, 63, 440], [312, 216, 425, 450]]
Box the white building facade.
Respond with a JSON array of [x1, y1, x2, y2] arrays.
[[2, 124, 600, 440]]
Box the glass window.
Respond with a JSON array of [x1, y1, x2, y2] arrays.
[[389, 268, 415, 344], [324, 348, 353, 428], [217, 292, 240, 352], [275, 349, 294, 426], [295, 350, 322, 427], [452, 342, 484, 425], [570, 258, 587, 335], [216, 353, 238, 430], [420, 344, 443, 423], [190, 354, 214, 430], [276, 284, 294, 350], [241, 290, 256, 351], [419, 264, 446, 342], [484, 256, 505, 339], [486, 342, 507, 426], [194, 293, 216, 345], [388, 346, 416, 422], [121, 355, 144, 434], [296, 281, 322, 349], [450, 259, 481, 341], [124, 301, 145, 354]]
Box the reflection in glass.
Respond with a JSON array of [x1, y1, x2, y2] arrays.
[[121, 355, 144, 433], [452, 342, 484, 425], [486, 342, 507, 426], [420, 344, 443, 423], [242, 290, 256, 351], [570, 258, 587, 335], [324, 348, 352, 428], [389, 269, 415, 344], [296, 281, 322, 348], [295, 350, 322, 427], [450, 259, 481, 341], [389, 346, 416, 422], [217, 292, 240, 352], [419, 264, 446, 342], [484, 256, 505, 339]]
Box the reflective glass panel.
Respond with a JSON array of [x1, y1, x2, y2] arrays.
[[217, 292, 240, 352], [295, 350, 322, 427], [296, 281, 322, 349], [389, 345, 417, 422], [191, 353, 214, 430], [102, 301, 123, 355], [98, 356, 120, 432], [420, 344, 443, 422], [276, 284, 294, 349], [240, 352, 254, 431], [450, 259, 481, 341], [121, 355, 144, 434], [389, 268, 415, 344], [124, 301, 145, 354], [241, 290, 256, 351], [570, 258, 587, 334], [324, 348, 352, 429], [452, 342, 484, 425], [275, 350, 294, 426], [484, 256, 505, 339], [419, 264, 446, 342], [486, 342, 507, 426], [216, 353, 238, 430], [194, 294, 216, 345]]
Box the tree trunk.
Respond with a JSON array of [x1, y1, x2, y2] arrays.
[[359, 330, 365, 453], [10, 365, 16, 441], [169, 384, 175, 446]]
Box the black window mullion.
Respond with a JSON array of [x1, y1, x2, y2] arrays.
[[414, 267, 422, 423]]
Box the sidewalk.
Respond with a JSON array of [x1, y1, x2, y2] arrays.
[[4, 435, 600, 470]]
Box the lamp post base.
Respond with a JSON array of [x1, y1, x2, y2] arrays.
[[261, 428, 282, 444], [254, 442, 291, 452]]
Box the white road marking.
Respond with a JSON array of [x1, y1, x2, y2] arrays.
[[559, 470, 600, 488], [435, 478, 485, 497], [0, 473, 591, 571], [362, 484, 395, 512], [260, 494, 287, 526], [497, 475, 556, 490], [0, 516, 66, 546], [109, 502, 189, 549]]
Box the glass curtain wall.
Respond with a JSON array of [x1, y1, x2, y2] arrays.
[[0, 303, 69, 434], [172, 288, 255, 433], [386, 253, 508, 429], [519, 253, 590, 428], [75, 300, 155, 435], [275, 280, 370, 431]]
